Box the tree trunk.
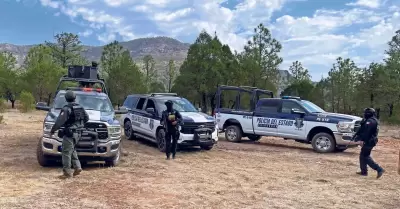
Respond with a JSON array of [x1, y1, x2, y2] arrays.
[[388, 103, 394, 117], [47, 93, 52, 106], [370, 93, 374, 107], [209, 93, 215, 115], [201, 93, 207, 113]]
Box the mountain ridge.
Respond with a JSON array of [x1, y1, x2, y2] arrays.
[[0, 36, 291, 93]]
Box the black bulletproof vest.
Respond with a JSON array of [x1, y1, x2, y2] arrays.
[[64, 103, 86, 128], [370, 117, 379, 139]]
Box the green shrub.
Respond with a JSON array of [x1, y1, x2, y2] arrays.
[[0, 98, 6, 113], [19, 91, 35, 113]]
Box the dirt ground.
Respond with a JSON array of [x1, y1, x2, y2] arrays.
[[0, 109, 399, 209]]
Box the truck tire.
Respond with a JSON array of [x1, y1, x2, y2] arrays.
[[311, 132, 336, 153], [105, 145, 121, 167], [36, 138, 53, 167], [124, 120, 135, 140], [248, 135, 261, 141], [156, 129, 167, 152], [225, 125, 242, 142], [200, 144, 214, 150]]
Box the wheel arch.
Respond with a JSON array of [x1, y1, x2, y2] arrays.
[[155, 125, 165, 136], [307, 126, 334, 142], [123, 117, 131, 124], [223, 118, 243, 132]]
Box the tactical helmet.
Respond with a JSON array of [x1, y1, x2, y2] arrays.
[[65, 90, 76, 102], [164, 100, 173, 106], [363, 107, 375, 118]]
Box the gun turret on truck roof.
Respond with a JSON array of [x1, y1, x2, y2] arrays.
[[55, 62, 108, 96]]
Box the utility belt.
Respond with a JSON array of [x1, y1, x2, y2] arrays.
[[370, 137, 378, 146]]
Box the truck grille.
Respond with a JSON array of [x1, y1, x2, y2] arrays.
[[180, 122, 215, 134], [84, 122, 108, 139], [353, 120, 362, 132], [74, 122, 108, 152]]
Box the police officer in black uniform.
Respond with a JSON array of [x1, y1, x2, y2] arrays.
[[50, 90, 89, 179], [160, 100, 183, 160], [354, 108, 385, 179]]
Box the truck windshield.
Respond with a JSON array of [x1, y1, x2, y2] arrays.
[[158, 98, 198, 112], [301, 100, 325, 113], [53, 93, 114, 112]]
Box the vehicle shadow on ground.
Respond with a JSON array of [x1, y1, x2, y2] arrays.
[[123, 136, 203, 155], [219, 137, 357, 156]]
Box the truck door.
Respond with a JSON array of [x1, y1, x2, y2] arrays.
[[252, 99, 281, 136], [277, 100, 307, 139], [131, 97, 148, 134]]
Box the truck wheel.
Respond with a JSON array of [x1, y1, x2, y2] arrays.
[[248, 135, 261, 141], [36, 138, 53, 167], [105, 145, 121, 167], [156, 129, 167, 152], [200, 144, 214, 150], [124, 120, 135, 140], [311, 132, 336, 153], [225, 125, 242, 142]]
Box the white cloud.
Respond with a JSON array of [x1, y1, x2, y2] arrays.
[[79, 29, 93, 37], [39, 0, 60, 8], [21, 0, 400, 80], [97, 33, 116, 43], [346, 0, 382, 8], [153, 8, 194, 22]]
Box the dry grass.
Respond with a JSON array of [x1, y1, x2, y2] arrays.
[[0, 109, 399, 209]]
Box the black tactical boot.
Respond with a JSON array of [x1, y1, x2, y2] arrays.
[[356, 171, 367, 176], [73, 168, 82, 176], [377, 169, 385, 179]]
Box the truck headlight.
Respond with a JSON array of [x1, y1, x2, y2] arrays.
[[108, 126, 121, 134], [43, 122, 54, 133], [336, 121, 354, 133]]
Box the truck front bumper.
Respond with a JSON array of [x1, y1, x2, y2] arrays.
[[40, 136, 121, 158], [334, 132, 358, 148], [178, 126, 219, 147]]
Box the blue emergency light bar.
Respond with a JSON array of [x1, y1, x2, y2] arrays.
[[281, 96, 301, 100], [150, 93, 178, 97]]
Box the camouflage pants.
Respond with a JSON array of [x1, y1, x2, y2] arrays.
[[62, 133, 81, 176]]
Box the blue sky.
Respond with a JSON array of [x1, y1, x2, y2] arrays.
[[1, 0, 399, 81]]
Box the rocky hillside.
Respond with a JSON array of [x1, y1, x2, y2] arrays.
[[0, 36, 291, 92]]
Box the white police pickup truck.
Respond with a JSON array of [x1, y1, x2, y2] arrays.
[[35, 87, 127, 167], [121, 93, 219, 151], [214, 85, 362, 153]]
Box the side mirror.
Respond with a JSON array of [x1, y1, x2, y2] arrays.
[[198, 107, 202, 112], [35, 102, 50, 111], [146, 107, 155, 115], [291, 108, 305, 115], [115, 106, 128, 114]]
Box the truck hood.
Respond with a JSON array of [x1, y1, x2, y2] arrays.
[[45, 109, 120, 125], [313, 112, 362, 121], [180, 112, 215, 123]]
